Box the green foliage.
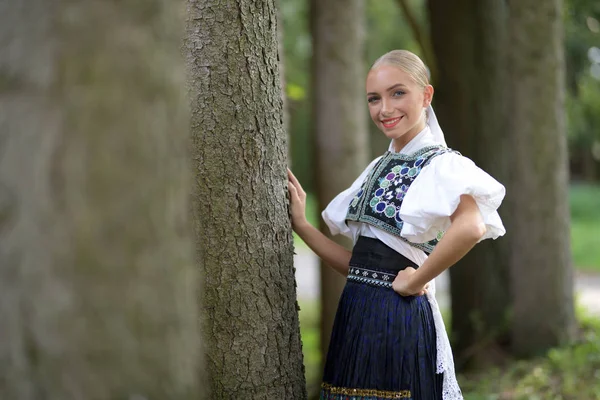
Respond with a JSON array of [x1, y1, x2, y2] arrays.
[[461, 308, 600, 400], [570, 184, 600, 270], [565, 0, 600, 179], [365, 0, 424, 66]]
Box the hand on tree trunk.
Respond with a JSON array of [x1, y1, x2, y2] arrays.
[[287, 168, 309, 230]]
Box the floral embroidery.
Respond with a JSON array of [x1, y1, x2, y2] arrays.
[[346, 146, 458, 254]]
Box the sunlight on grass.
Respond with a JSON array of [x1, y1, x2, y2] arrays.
[[570, 184, 600, 271]]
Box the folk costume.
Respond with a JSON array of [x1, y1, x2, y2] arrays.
[[319, 106, 506, 400]]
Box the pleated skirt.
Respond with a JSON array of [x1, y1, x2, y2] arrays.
[[320, 236, 443, 400]]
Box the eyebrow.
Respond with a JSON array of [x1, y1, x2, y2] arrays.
[[367, 83, 407, 96]]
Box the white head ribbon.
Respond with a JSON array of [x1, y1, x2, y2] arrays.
[[426, 105, 447, 147], [387, 105, 447, 152]]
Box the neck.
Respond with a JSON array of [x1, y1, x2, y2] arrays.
[[392, 120, 426, 152]]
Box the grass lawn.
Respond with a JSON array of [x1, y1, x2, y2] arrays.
[[570, 183, 600, 272]]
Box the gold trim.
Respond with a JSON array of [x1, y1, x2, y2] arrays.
[[321, 382, 412, 399]]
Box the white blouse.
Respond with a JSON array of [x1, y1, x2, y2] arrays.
[[321, 125, 506, 400]]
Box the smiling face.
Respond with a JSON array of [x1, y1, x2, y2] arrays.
[[366, 65, 433, 151]]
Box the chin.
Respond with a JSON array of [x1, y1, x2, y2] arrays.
[[381, 128, 407, 140]]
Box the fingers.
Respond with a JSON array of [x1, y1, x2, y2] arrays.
[[287, 168, 306, 197], [288, 180, 299, 200]]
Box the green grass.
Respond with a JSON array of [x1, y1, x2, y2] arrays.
[[570, 184, 600, 271]]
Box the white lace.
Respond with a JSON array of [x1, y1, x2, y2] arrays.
[[427, 281, 463, 399]]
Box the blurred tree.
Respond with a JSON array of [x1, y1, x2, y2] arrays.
[[185, 0, 307, 398], [427, 0, 511, 368], [0, 1, 200, 399], [310, 0, 370, 388], [565, 0, 600, 181], [281, 0, 313, 191], [396, 0, 437, 82], [506, 0, 576, 356]]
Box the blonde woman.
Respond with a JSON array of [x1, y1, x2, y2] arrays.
[[288, 50, 505, 400]]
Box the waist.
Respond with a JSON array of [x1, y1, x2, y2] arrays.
[[349, 236, 418, 272]]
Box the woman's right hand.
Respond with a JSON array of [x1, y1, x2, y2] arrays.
[[287, 168, 308, 230]]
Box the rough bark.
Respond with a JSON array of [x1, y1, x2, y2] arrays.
[[506, 0, 576, 356], [310, 0, 369, 375], [185, 1, 307, 398], [428, 0, 511, 368], [0, 1, 199, 399]]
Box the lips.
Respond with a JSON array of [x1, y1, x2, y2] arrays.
[[381, 116, 402, 129]]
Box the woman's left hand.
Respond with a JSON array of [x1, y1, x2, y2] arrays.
[[392, 267, 429, 296]]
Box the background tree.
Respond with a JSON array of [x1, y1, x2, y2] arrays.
[[309, 0, 370, 380], [0, 1, 200, 399], [427, 0, 511, 367], [185, 0, 307, 398], [506, 0, 576, 356]]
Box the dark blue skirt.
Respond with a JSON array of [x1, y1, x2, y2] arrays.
[[320, 236, 443, 400]]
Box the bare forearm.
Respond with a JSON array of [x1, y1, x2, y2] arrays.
[[411, 220, 484, 289], [294, 221, 352, 276], [410, 196, 486, 290]]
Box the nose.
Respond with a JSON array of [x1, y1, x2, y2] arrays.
[[381, 98, 393, 117]]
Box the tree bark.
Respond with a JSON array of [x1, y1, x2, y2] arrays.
[[185, 0, 307, 398], [427, 0, 511, 368], [310, 0, 369, 378], [0, 1, 200, 399], [506, 0, 576, 356]]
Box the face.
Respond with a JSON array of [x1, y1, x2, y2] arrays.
[[366, 65, 433, 150]]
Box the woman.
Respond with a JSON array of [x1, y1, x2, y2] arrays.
[[288, 50, 505, 400]]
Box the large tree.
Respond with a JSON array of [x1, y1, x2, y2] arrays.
[[0, 1, 200, 399], [310, 0, 370, 377], [506, 0, 576, 356], [427, 0, 511, 367], [186, 0, 307, 398]]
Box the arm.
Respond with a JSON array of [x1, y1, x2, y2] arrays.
[[288, 169, 352, 275], [293, 221, 352, 276], [392, 194, 486, 296]]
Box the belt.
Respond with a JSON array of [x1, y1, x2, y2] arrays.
[[347, 266, 396, 289]]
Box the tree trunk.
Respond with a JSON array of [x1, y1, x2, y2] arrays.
[[0, 1, 200, 399], [310, 0, 369, 380], [428, 0, 511, 368], [185, 1, 307, 398], [506, 0, 576, 356]]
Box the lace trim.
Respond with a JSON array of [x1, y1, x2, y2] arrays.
[[321, 383, 411, 399], [426, 292, 464, 400]]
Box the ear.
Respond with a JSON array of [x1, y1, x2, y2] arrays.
[[423, 85, 434, 107]]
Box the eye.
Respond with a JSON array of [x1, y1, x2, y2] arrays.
[[367, 96, 379, 103], [392, 90, 406, 97]]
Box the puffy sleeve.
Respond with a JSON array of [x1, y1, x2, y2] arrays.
[[321, 156, 383, 238], [399, 152, 506, 243]]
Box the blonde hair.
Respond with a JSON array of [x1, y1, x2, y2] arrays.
[[371, 50, 430, 88]]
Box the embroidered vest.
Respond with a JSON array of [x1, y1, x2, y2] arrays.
[[346, 145, 457, 254]]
